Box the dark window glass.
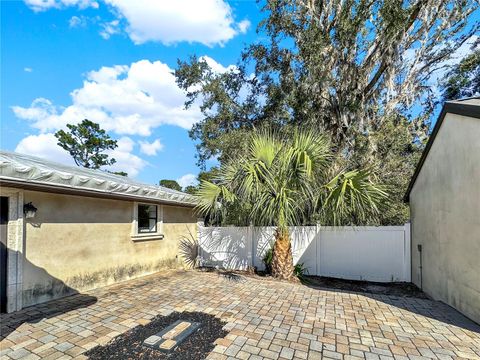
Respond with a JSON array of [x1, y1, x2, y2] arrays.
[[138, 204, 157, 233]]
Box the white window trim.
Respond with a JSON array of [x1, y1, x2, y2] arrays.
[[131, 202, 164, 241]]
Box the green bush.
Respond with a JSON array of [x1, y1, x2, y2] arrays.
[[294, 263, 309, 282], [262, 248, 273, 274]]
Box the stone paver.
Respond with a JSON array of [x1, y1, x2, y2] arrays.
[[1, 270, 480, 359]]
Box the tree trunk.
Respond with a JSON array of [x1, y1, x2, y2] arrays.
[[271, 227, 295, 280]]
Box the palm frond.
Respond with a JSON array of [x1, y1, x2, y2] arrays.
[[249, 130, 278, 167], [194, 180, 236, 220], [321, 168, 388, 225], [194, 130, 388, 228]]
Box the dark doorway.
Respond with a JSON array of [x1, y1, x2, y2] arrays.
[[1, 196, 8, 313]]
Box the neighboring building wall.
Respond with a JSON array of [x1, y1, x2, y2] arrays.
[[410, 112, 480, 324], [22, 190, 197, 307]]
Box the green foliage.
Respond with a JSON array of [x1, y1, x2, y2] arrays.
[[262, 248, 273, 274], [110, 171, 128, 177], [175, 0, 478, 224], [441, 49, 480, 101], [293, 263, 309, 283], [54, 119, 118, 169], [348, 115, 424, 224], [319, 169, 386, 225], [195, 131, 388, 227], [184, 185, 197, 194], [159, 179, 182, 192]]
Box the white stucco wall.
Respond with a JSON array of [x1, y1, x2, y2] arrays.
[[410, 109, 480, 324]]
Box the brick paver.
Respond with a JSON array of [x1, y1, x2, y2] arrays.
[[1, 270, 479, 359]]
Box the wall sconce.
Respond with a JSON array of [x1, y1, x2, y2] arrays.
[[23, 202, 38, 219]]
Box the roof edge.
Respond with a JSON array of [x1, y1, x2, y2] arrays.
[[0, 150, 196, 207], [0, 178, 196, 208], [404, 101, 480, 202]]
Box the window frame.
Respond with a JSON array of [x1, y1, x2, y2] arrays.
[[137, 203, 158, 233], [131, 202, 164, 241]]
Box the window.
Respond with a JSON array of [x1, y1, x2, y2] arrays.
[[131, 203, 163, 241], [138, 204, 157, 233]]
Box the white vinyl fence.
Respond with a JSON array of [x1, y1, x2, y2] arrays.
[[198, 224, 411, 282]]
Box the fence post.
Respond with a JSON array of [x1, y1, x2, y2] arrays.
[[197, 220, 204, 263], [246, 224, 254, 269], [316, 223, 320, 276], [404, 222, 412, 282]]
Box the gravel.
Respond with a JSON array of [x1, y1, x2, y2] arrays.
[[85, 311, 228, 360]]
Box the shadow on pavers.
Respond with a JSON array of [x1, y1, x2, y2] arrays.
[[0, 293, 97, 340]]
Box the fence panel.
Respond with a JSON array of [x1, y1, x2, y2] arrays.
[[317, 226, 407, 282], [290, 227, 318, 275], [197, 224, 411, 282], [198, 226, 251, 270]]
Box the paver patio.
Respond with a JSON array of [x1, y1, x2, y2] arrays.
[[1, 270, 479, 360]]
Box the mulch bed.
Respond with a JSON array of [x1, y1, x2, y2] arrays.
[[201, 268, 427, 298], [85, 311, 228, 360], [301, 276, 428, 298]]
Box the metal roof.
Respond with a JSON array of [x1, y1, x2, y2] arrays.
[[404, 97, 480, 202], [0, 151, 196, 207]]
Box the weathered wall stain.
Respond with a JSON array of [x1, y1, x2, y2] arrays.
[[22, 259, 179, 307], [66, 258, 178, 289], [22, 278, 76, 307], [20, 190, 197, 308]]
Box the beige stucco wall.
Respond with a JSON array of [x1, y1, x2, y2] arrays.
[[22, 190, 197, 306], [410, 111, 480, 324]]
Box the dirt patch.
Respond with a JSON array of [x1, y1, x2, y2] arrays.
[[304, 275, 428, 298], [199, 268, 427, 298]]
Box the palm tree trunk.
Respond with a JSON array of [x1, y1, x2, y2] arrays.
[[271, 227, 294, 280]]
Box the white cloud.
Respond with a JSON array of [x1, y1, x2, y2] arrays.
[[11, 59, 215, 136], [25, 0, 98, 12], [69, 15, 87, 28], [99, 20, 120, 39], [200, 55, 237, 73], [104, 137, 147, 177], [15, 133, 75, 165], [25, 0, 249, 46], [139, 139, 163, 156], [176, 173, 198, 188], [12, 98, 56, 121], [14, 133, 147, 177], [237, 19, 251, 34], [24, 67, 33, 72], [12, 56, 233, 179], [103, 0, 248, 46]]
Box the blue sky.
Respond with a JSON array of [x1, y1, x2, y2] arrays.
[[1, 0, 264, 187], [1, 1, 478, 189]]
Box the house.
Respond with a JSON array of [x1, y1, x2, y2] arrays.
[[0, 151, 198, 313], [405, 97, 480, 324]]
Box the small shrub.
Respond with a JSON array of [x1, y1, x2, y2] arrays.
[[294, 263, 309, 283], [178, 227, 199, 269], [262, 248, 273, 274]]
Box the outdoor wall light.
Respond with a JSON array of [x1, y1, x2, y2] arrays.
[[23, 202, 38, 219]]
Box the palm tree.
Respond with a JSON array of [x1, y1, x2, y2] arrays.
[[195, 131, 387, 280]]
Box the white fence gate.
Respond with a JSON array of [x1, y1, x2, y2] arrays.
[[198, 224, 411, 282]]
